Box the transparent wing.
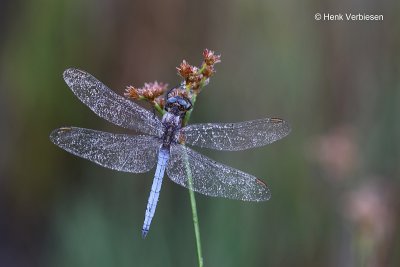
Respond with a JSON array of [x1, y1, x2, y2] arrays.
[[178, 118, 290, 151], [63, 68, 163, 137], [50, 127, 161, 173], [166, 144, 270, 201]]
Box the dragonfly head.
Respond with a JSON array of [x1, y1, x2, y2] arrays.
[[165, 96, 192, 116]]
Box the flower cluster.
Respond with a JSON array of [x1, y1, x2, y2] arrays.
[[177, 49, 221, 93], [125, 49, 220, 113], [124, 81, 168, 109]]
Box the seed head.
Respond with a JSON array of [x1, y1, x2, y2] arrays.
[[202, 65, 215, 78], [203, 49, 221, 66], [125, 48, 221, 116], [141, 81, 167, 100], [168, 86, 189, 99], [177, 60, 196, 78], [125, 81, 168, 101], [124, 86, 140, 99]]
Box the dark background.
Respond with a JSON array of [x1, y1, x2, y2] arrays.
[[1, 0, 399, 266]]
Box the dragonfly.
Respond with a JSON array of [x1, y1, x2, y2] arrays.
[[50, 68, 291, 238]]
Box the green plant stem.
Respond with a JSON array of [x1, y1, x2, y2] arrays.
[[154, 103, 165, 115], [183, 95, 203, 267], [183, 95, 196, 126], [185, 158, 204, 267]]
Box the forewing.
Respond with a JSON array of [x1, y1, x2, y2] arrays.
[[63, 68, 163, 137], [178, 118, 290, 151], [167, 144, 270, 201], [50, 127, 161, 173]]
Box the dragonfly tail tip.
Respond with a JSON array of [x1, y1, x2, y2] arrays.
[[141, 229, 149, 239]]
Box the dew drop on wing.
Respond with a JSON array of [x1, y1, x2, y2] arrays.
[[166, 143, 271, 201], [177, 118, 291, 151], [62, 68, 164, 137], [49, 127, 161, 173]]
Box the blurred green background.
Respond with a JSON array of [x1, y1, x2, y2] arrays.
[[1, 0, 399, 266]]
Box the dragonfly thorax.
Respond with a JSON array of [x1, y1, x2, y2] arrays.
[[161, 112, 182, 147]]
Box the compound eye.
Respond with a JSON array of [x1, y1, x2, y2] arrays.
[[167, 97, 177, 104], [177, 99, 186, 106], [182, 100, 191, 110]]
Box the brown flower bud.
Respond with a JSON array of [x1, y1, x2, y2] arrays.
[[202, 65, 215, 77], [203, 49, 221, 65], [124, 86, 140, 99], [141, 81, 167, 100], [177, 60, 196, 78]]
